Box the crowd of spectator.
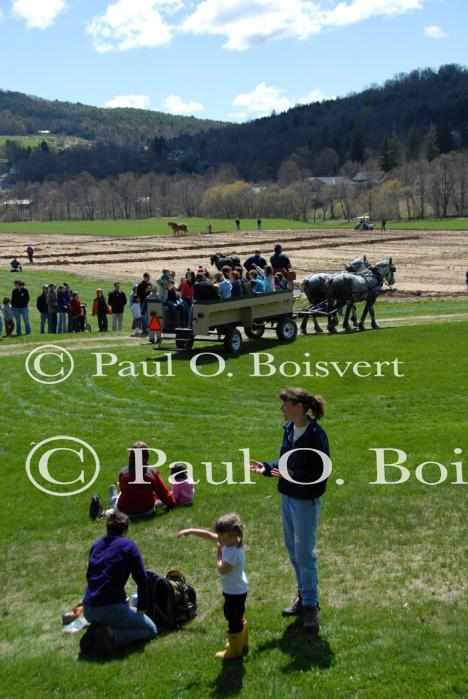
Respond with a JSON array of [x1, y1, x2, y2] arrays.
[[1, 244, 292, 338]]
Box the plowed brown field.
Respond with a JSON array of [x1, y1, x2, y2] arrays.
[[1, 227, 467, 294]]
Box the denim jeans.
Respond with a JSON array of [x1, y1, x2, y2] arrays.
[[12, 307, 31, 335], [281, 494, 321, 606], [57, 312, 67, 333], [83, 602, 157, 648], [49, 312, 57, 333], [39, 312, 49, 333]]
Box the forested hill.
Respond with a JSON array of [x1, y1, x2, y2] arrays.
[[0, 90, 226, 143], [1, 64, 467, 184], [170, 64, 468, 179]]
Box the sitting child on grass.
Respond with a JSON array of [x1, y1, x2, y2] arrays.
[[169, 463, 195, 506]]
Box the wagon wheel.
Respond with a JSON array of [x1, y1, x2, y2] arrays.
[[244, 322, 266, 339], [276, 317, 297, 342], [223, 328, 243, 355], [175, 336, 194, 350]]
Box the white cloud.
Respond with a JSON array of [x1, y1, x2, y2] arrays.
[[232, 83, 293, 116], [298, 88, 328, 104], [182, 0, 423, 51], [163, 94, 205, 115], [87, 0, 182, 53], [105, 95, 151, 109], [424, 24, 448, 39], [231, 83, 329, 119], [12, 0, 66, 29]]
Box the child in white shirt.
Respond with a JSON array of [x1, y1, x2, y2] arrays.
[[177, 513, 248, 659]]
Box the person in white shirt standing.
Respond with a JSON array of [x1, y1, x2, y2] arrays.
[[177, 513, 248, 659]]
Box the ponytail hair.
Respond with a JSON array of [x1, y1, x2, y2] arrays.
[[280, 387, 325, 420], [214, 513, 244, 547]]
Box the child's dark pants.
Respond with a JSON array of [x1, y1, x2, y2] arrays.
[[223, 593, 247, 633]]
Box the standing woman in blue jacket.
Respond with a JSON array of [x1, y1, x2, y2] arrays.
[[251, 387, 329, 632]]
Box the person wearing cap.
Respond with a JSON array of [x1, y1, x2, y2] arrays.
[[250, 387, 329, 633], [137, 274, 151, 334], [62, 282, 73, 331], [36, 284, 50, 333], [243, 250, 266, 272], [57, 285, 69, 333], [270, 243, 291, 272], [11, 280, 31, 336], [92, 288, 111, 332], [108, 282, 127, 332], [47, 283, 58, 333]]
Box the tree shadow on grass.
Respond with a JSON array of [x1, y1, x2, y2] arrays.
[[210, 658, 246, 697], [255, 619, 334, 673]]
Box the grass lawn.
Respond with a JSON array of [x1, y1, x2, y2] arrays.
[[0, 301, 466, 697], [0, 217, 467, 237], [0, 135, 46, 149]]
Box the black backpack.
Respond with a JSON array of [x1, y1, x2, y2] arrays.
[[146, 569, 197, 631], [89, 494, 103, 520]]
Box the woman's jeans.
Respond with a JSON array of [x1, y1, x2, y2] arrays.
[[281, 495, 321, 606], [84, 603, 157, 648], [12, 307, 31, 335], [57, 311, 67, 333]]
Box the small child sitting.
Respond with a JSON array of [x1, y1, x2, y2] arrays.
[[169, 463, 195, 506]]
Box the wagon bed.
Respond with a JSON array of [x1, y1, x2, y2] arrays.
[[146, 289, 297, 354]]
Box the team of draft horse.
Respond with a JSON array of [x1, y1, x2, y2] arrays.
[[299, 255, 396, 334]]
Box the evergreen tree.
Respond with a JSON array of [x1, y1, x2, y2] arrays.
[[424, 123, 440, 162], [406, 123, 420, 160], [350, 127, 365, 163], [380, 134, 402, 172], [437, 121, 453, 153]]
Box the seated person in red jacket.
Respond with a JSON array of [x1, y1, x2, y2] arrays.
[[109, 441, 177, 518]]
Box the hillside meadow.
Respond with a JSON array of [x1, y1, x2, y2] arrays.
[[0, 305, 466, 698], [0, 217, 467, 237]]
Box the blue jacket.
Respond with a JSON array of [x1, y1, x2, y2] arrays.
[[83, 534, 148, 611], [264, 418, 329, 500]]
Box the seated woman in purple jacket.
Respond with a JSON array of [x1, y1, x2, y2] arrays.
[[80, 511, 157, 656]]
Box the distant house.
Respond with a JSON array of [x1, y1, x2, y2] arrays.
[[352, 170, 385, 186], [1, 199, 33, 207], [38, 130, 51, 134], [308, 176, 355, 192]]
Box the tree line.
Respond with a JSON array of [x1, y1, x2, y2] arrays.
[[2, 151, 467, 222]]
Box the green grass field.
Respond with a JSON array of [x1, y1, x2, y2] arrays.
[[0, 216, 467, 237], [0, 277, 466, 698], [0, 135, 46, 149]]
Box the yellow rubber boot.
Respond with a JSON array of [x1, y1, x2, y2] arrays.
[[242, 620, 249, 653], [225, 620, 248, 653], [215, 631, 243, 660]]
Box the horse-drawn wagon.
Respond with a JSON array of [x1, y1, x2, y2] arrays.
[[146, 289, 297, 354]]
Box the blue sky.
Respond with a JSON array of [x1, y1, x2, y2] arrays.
[[0, 0, 467, 122]]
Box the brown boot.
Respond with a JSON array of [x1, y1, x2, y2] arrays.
[[302, 605, 319, 632], [282, 591, 303, 617]]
